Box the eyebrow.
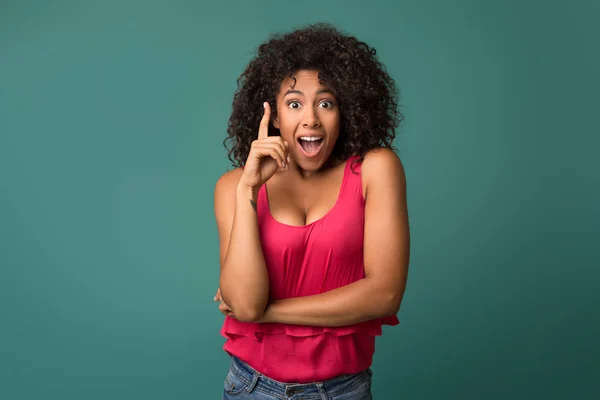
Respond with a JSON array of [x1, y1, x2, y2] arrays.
[[283, 89, 335, 98]]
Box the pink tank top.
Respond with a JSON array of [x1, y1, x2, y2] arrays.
[[220, 155, 399, 383]]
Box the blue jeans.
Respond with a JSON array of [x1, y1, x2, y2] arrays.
[[222, 355, 373, 399]]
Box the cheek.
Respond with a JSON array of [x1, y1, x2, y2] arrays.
[[276, 118, 295, 141], [326, 115, 341, 137], [276, 111, 297, 130], [328, 133, 340, 148], [323, 111, 340, 126]]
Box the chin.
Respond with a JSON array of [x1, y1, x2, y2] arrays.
[[294, 152, 334, 172]]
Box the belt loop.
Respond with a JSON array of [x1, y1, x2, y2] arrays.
[[316, 382, 328, 400], [245, 370, 260, 393], [367, 367, 374, 377]]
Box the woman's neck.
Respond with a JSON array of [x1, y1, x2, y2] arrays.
[[287, 156, 345, 180]]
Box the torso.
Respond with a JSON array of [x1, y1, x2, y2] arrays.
[[264, 158, 367, 227], [221, 152, 396, 383]]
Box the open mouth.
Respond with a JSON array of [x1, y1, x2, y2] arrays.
[[297, 136, 324, 158]]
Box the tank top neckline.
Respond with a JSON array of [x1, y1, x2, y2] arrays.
[[263, 156, 356, 229]]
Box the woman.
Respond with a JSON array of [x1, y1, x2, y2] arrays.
[[213, 23, 410, 399]]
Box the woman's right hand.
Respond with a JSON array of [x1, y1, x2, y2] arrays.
[[239, 102, 290, 190]]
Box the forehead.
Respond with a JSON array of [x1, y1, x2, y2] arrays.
[[278, 70, 330, 93]]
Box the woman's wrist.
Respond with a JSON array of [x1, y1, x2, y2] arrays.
[[236, 183, 259, 201]]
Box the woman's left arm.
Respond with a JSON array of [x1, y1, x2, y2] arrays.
[[259, 148, 410, 327]]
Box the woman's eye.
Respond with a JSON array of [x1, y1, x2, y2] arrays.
[[319, 101, 334, 109], [288, 101, 301, 109]]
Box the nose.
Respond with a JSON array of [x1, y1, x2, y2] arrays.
[[302, 106, 321, 128]]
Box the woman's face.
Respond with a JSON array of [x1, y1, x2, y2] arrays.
[[272, 69, 340, 172]]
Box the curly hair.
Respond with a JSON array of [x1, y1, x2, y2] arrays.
[[224, 22, 403, 170]]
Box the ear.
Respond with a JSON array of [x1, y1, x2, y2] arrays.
[[272, 115, 280, 129]]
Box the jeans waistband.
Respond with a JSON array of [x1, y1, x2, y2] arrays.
[[228, 355, 372, 399]]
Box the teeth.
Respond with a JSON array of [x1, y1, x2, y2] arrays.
[[299, 137, 322, 142]]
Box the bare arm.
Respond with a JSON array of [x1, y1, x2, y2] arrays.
[[258, 148, 410, 326], [214, 170, 270, 322]]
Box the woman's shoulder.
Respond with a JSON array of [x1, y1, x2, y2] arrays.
[[361, 147, 406, 199], [361, 147, 403, 173], [214, 167, 244, 197]]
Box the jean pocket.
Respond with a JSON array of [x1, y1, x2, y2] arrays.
[[223, 369, 248, 396]]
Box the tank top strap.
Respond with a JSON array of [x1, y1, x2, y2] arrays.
[[347, 155, 363, 175], [257, 182, 269, 221], [340, 155, 365, 204]]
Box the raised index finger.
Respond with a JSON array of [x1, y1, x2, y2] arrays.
[[258, 102, 271, 139]]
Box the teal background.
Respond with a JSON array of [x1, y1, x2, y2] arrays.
[[1, 0, 598, 398]]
